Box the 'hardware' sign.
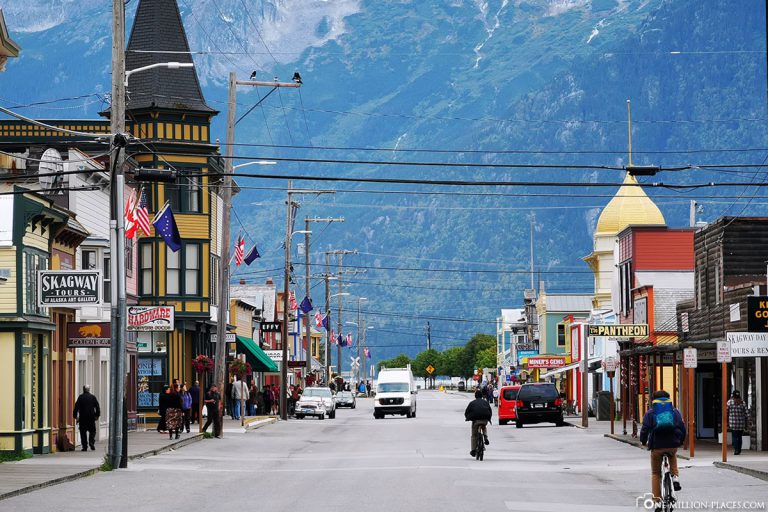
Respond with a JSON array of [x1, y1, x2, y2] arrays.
[[127, 306, 175, 331], [38, 270, 102, 307], [747, 296, 768, 332], [588, 324, 649, 338], [67, 322, 111, 348]]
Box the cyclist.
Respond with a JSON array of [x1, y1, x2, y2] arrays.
[[640, 390, 686, 510], [465, 389, 492, 457]]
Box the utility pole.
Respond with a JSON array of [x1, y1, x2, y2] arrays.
[[427, 321, 431, 351], [281, 182, 295, 421], [324, 253, 332, 381], [337, 253, 345, 379], [530, 212, 535, 290], [322, 249, 356, 380], [108, 0, 128, 470]]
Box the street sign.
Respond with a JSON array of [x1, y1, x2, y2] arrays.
[[210, 333, 236, 343], [683, 348, 698, 368], [351, 356, 360, 369], [127, 306, 174, 331], [588, 324, 648, 338], [603, 357, 618, 372], [426, 364, 435, 375], [726, 332, 768, 357], [717, 341, 732, 363], [747, 296, 768, 332], [38, 270, 102, 307]]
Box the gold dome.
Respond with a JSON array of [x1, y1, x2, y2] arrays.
[[595, 173, 665, 235]]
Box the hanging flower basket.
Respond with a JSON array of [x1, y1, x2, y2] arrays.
[[192, 355, 214, 374], [229, 359, 252, 379]]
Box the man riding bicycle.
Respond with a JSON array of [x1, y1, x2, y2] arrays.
[[640, 390, 686, 511], [465, 389, 492, 458]]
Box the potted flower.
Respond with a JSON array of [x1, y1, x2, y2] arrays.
[[192, 355, 214, 374], [229, 359, 252, 379]]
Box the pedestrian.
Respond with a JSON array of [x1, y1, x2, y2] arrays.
[[727, 390, 748, 455], [289, 385, 299, 416], [263, 384, 274, 416], [202, 384, 222, 438], [486, 383, 494, 405], [493, 386, 500, 407], [180, 384, 192, 433], [157, 384, 170, 433], [226, 378, 234, 419], [366, 381, 372, 397], [73, 385, 100, 451], [247, 381, 257, 417], [189, 380, 200, 424], [231, 376, 249, 420], [272, 385, 280, 415], [166, 383, 183, 440], [640, 390, 686, 505], [254, 384, 264, 415]]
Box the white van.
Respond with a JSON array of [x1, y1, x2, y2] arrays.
[[374, 365, 417, 419]]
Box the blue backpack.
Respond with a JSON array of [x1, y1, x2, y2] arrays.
[[652, 398, 675, 432]]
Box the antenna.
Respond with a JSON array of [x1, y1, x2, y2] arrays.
[[38, 148, 66, 192], [626, 99, 633, 167]]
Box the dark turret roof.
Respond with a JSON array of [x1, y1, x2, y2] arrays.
[[125, 0, 215, 114]]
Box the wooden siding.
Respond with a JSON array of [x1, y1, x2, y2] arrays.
[[176, 215, 209, 239], [211, 193, 219, 255], [0, 248, 17, 313], [23, 228, 48, 252], [634, 230, 694, 271], [0, 332, 15, 448], [70, 175, 110, 238]]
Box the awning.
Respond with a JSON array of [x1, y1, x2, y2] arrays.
[[236, 335, 279, 372], [540, 356, 601, 378]]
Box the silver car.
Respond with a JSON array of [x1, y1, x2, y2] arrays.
[[335, 391, 356, 409], [295, 387, 336, 420]]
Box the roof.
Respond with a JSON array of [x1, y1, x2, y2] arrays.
[[595, 173, 665, 235], [543, 294, 593, 313], [0, 9, 20, 60], [124, 0, 215, 113], [653, 288, 693, 332]]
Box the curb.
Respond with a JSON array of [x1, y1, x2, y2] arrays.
[[603, 433, 692, 460], [0, 434, 204, 501], [713, 462, 768, 482], [245, 418, 277, 431]]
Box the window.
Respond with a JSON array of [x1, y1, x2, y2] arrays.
[[556, 324, 566, 347], [210, 255, 219, 306], [185, 244, 199, 295], [82, 250, 96, 270], [166, 176, 201, 213], [167, 247, 180, 295], [137, 356, 166, 409], [140, 243, 153, 295], [103, 255, 111, 302], [125, 241, 133, 276], [24, 251, 48, 315]]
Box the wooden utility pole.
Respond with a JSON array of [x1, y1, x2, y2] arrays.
[[324, 253, 332, 380], [721, 361, 728, 463], [281, 182, 294, 420], [581, 333, 589, 428]]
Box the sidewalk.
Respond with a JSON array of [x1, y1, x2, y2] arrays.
[[572, 418, 768, 482]]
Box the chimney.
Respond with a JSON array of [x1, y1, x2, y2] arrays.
[[266, 277, 273, 285], [239, 279, 245, 285]]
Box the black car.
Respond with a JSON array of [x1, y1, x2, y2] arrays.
[[335, 391, 356, 408], [514, 383, 566, 428], [457, 381, 466, 392]]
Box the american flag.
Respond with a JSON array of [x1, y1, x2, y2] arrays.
[[314, 312, 323, 328], [135, 187, 152, 236], [234, 236, 245, 266], [289, 291, 298, 311]]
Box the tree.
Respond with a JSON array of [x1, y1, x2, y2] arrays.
[[475, 347, 497, 372], [412, 349, 441, 380], [437, 347, 463, 377], [456, 333, 495, 378], [377, 353, 411, 372]]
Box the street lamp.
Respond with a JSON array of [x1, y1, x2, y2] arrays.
[[233, 160, 277, 170], [356, 297, 367, 387], [124, 62, 194, 86]]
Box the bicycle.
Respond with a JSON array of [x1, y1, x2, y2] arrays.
[[475, 429, 485, 461], [659, 453, 676, 512]]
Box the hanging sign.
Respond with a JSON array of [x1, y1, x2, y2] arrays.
[[747, 297, 768, 332], [67, 322, 111, 348], [683, 348, 698, 368], [260, 321, 281, 333], [38, 270, 102, 307], [726, 332, 768, 357], [127, 305, 175, 331], [602, 357, 618, 373], [210, 333, 236, 343], [587, 324, 648, 338], [716, 340, 732, 363], [527, 356, 569, 368], [264, 350, 283, 362]]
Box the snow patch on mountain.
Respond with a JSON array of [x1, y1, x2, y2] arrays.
[[472, 0, 509, 69], [544, 0, 589, 17]]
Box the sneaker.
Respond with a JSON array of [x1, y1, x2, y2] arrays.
[[672, 476, 681, 491], [484, 436, 490, 446], [470, 450, 476, 457]]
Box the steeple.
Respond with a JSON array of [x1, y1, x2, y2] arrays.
[[125, 0, 215, 114]]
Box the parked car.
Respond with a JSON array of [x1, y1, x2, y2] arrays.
[[335, 391, 356, 409], [457, 381, 466, 392], [295, 387, 336, 420], [497, 385, 521, 425], [374, 366, 417, 419], [514, 383, 565, 428]]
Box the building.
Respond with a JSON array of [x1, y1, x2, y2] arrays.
[[0, 9, 20, 72], [496, 308, 528, 384]]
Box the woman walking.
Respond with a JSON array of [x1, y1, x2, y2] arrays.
[[180, 384, 192, 434], [157, 385, 170, 433], [165, 384, 184, 440]]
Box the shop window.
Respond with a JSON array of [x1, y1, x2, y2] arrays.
[[103, 255, 112, 302], [167, 247, 180, 295], [185, 244, 199, 295], [166, 243, 201, 297], [137, 356, 166, 409], [210, 255, 219, 306], [24, 251, 48, 315]]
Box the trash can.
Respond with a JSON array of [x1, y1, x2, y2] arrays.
[[596, 390, 612, 421]]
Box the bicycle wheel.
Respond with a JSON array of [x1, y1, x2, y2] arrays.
[[663, 473, 674, 511]]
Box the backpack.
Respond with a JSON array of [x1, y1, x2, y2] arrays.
[[652, 398, 675, 432]]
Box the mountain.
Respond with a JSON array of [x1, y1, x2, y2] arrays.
[[1, 0, 766, 363]]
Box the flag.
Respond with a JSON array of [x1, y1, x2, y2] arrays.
[[234, 236, 245, 266], [337, 334, 345, 346], [124, 189, 138, 240], [364, 348, 371, 359], [299, 296, 313, 314], [331, 330, 337, 344], [152, 202, 182, 252], [244, 244, 260, 265], [322, 314, 330, 331], [135, 187, 152, 236], [289, 291, 298, 311], [347, 333, 353, 347], [314, 312, 323, 328]]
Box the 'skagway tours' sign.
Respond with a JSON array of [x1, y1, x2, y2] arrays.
[[38, 270, 102, 307]]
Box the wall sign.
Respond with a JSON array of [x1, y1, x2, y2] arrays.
[[210, 333, 236, 343], [260, 321, 281, 333], [747, 297, 768, 332], [727, 332, 768, 357], [127, 306, 175, 331], [38, 270, 102, 307], [587, 324, 648, 338], [526, 356, 569, 369], [67, 322, 111, 348], [683, 348, 698, 368]]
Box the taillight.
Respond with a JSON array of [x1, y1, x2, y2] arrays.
[[554, 398, 563, 407], [516, 400, 524, 408]]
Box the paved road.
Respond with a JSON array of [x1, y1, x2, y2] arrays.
[[2, 391, 765, 512]]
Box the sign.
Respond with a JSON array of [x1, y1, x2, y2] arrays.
[[747, 297, 768, 332], [717, 341, 732, 363], [517, 350, 538, 364], [730, 303, 741, 323], [588, 324, 648, 338], [287, 360, 306, 368], [527, 356, 569, 369], [505, 374, 512, 382], [210, 333, 237, 343], [426, 364, 435, 375], [264, 350, 283, 362], [127, 306, 174, 331], [603, 357, 618, 373], [683, 348, 698, 368], [260, 321, 281, 333], [67, 322, 111, 348], [38, 270, 102, 307], [634, 297, 648, 326], [727, 332, 768, 357]]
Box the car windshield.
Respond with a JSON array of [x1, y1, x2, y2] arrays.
[[517, 385, 559, 400], [502, 388, 520, 401], [378, 383, 409, 393], [338, 392, 351, 398], [302, 388, 332, 398]]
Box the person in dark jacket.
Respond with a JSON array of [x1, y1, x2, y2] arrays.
[[727, 390, 748, 455], [189, 381, 200, 424], [180, 384, 192, 433], [73, 385, 100, 451], [166, 385, 183, 440], [202, 385, 222, 438], [157, 385, 170, 433], [464, 389, 492, 457], [640, 390, 686, 505]]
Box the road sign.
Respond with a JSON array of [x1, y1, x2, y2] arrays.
[[683, 348, 698, 368], [351, 356, 360, 370], [426, 364, 435, 375], [588, 324, 648, 338], [603, 357, 618, 372], [717, 341, 732, 363], [747, 296, 768, 332]]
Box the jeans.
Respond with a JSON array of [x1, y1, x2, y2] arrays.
[[471, 420, 488, 451], [233, 400, 241, 419], [732, 430, 744, 453], [651, 448, 679, 500]]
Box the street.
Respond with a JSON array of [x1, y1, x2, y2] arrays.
[[2, 391, 765, 512]]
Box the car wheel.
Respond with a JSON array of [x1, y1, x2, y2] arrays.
[[499, 419, 508, 426], [296, 414, 304, 419], [515, 421, 523, 428], [330, 410, 336, 419], [319, 414, 325, 420]]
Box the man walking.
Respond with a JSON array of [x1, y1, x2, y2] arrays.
[[73, 385, 100, 451], [189, 380, 200, 424], [202, 384, 222, 438], [727, 390, 748, 455], [231, 376, 249, 420]]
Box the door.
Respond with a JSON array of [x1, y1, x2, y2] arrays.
[[696, 371, 716, 438]]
